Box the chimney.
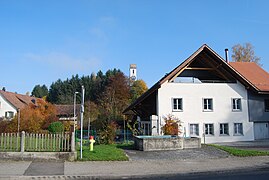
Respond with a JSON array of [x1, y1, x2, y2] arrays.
[[225, 48, 229, 63]]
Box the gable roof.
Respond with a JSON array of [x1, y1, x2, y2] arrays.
[[0, 90, 40, 110], [229, 62, 269, 92], [55, 104, 80, 116], [123, 44, 269, 115]]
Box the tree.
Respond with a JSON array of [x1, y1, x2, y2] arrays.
[[231, 43, 261, 66], [32, 84, 49, 98], [130, 80, 148, 103], [98, 72, 130, 122], [5, 99, 58, 133]]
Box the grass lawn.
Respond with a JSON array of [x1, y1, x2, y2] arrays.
[[77, 143, 133, 161], [209, 144, 269, 157]]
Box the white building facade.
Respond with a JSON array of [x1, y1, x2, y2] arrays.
[[157, 81, 254, 143]]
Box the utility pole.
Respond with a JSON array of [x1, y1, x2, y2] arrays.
[[80, 85, 85, 159], [73, 92, 79, 133]]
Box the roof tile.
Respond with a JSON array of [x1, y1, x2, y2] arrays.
[[229, 62, 269, 92], [0, 90, 41, 109]]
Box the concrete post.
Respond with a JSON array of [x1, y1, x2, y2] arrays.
[[151, 115, 158, 136], [20, 131, 25, 153], [71, 132, 75, 152]]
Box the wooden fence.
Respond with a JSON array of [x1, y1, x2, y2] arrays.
[[0, 131, 73, 152], [0, 133, 20, 152]]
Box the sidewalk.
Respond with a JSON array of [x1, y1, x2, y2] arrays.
[[1, 156, 269, 179]]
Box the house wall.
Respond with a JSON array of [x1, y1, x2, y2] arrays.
[[157, 81, 254, 143], [248, 91, 269, 122], [0, 94, 17, 119]]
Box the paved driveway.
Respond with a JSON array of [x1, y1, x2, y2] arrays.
[[215, 140, 269, 151], [125, 140, 269, 161]]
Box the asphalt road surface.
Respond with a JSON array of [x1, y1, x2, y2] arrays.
[[130, 167, 269, 180]]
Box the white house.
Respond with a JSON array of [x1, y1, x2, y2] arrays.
[[123, 44, 269, 143], [0, 90, 40, 120]]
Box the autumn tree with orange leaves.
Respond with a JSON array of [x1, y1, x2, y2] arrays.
[[3, 99, 58, 133]]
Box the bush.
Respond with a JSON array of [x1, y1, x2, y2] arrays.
[[99, 121, 118, 144], [48, 121, 64, 133], [161, 114, 182, 135]]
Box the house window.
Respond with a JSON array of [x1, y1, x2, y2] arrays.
[[190, 124, 199, 136], [203, 98, 213, 111], [204, 124, 214, 135], [220, 123, 229, 135], [234, 123, 243, 136], [5, 111, 14, 119], [265, 99, 269, 112], [172, 98, 183, 111], [232, 98, 242, 111]]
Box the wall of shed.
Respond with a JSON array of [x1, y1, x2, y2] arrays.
[[248, 91, 269, 122]]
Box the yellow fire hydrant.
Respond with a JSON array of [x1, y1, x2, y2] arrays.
[[89, 136, 95, 151]]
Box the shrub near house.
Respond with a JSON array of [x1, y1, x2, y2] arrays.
[[161, 114, 181, 136]]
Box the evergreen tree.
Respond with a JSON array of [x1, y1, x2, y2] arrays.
[[32, 84, 48, 98]]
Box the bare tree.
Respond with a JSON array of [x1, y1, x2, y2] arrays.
[[231, 43, 261, 66]]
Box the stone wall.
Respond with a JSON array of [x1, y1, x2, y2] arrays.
[[134, 136, 200, 151], [0, 152, 77, 161], [183, 137, 201, 149]]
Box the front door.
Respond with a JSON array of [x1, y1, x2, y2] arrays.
[[254, 122, 269, 139]]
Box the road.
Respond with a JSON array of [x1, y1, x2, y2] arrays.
[[131, 167, 269, 180]]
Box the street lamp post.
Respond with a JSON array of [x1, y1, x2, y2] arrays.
[[80, 85, 85, 159], [73, 92, 79, 133]]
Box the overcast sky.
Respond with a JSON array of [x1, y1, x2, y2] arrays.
[[1, 0, 269, 94]]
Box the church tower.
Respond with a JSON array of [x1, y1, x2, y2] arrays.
[[129, 64, 137, 85]]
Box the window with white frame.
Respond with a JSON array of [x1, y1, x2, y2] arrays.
[[234, 123, 243, 135], [203, 98, 213, 111], [204, 124, 214, 135], [190, 124, 199, 136], [172, 98, 183, 111], [5, 111, 14, 119], [232, 98, 242, 111], [220, 123, 229, 135]]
